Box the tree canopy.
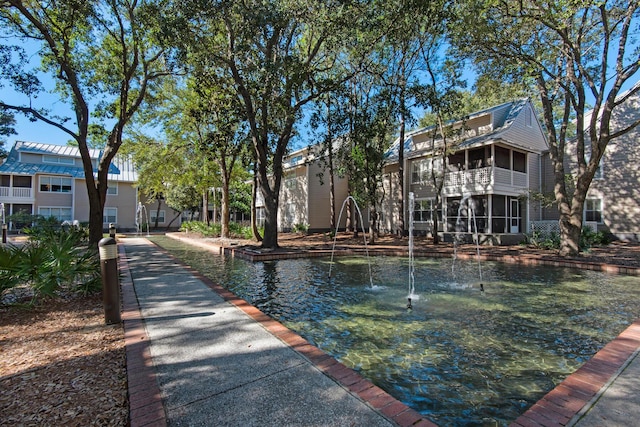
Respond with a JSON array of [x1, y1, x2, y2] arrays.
[[0, 0, 171, 246], [450, 0, 640, 255]]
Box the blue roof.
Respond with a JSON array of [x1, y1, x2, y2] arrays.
[[0, 141, 137, 182]]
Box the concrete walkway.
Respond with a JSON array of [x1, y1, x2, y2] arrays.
[[119, 237, 432, 427], [119, 237, 640, 427], [568, 347, 640, 427]]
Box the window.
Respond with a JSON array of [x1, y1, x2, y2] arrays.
[[13, 175, 32, 188], [40, 176, 72, 193], [414, 199, 439, 223], [289, 155, 303, 164], [447, 153, 465, 172], [525, 108, 533, 127], [150, 210, 166, 224], [1, 175, 9, 187], [585, 199, 602, 223], [513, 151, 526, 173], [103, 207, 117, 224], [43, 155, 75, 165], [468, 147, 489, 170], [594, 162, 603, 180], [107, 182, 118, 195], [411, 159, 429, 183], [38, 207, 72, 222], [495, 146, 510, 169], [284, 174, 297, 189]]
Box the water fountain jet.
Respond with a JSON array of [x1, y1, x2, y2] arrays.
[[452, 193, 483, 286], [135, 202, 150, 237], [328, 196, 374, 289], [407, 192, 419, 302]]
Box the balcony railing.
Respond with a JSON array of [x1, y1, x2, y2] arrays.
[[0, 186, 33, 199], [443, 166, 528, 193]]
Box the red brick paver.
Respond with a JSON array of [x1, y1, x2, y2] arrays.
[[119, 244, 167, 427]]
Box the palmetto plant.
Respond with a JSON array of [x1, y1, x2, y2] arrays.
[[0, 244, 23, 293], [0, 223, 100, 304]]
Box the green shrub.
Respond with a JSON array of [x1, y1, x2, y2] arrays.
[[0, 222, 100, 304], [580, 228, 611, 250], [181, 221, 260, 240], [0, 245, 23, 293], [292, 223, 309, 234], [522, 231, 560, 249], [523, 227, 612, 251]]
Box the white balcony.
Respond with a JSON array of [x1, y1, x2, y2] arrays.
[[443, 166, 528, 195], [0, 186, 33, 200]]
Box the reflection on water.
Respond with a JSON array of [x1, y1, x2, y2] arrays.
[[149, 236, 640, 426]]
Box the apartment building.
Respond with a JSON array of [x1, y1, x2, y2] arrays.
[[0, 141, 173, 231]]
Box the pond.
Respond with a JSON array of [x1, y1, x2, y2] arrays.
[[148, 236, 640, 426]]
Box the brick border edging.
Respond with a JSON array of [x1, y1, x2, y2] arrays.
[[145, 237, 437, 427], [165, 232, 640, 276], [137, 234, 640, 426], [118, 243, 167, 427], [511, 320, 640, 427]]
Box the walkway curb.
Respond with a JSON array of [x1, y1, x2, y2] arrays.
[[119, 243, 167, 427]]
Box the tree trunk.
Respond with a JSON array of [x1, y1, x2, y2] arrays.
[[369, 207, 377, 244], [87, 161, 109, 247], [165, 210, 182, 230], [397, 94, 406, 236], [203, 190, 210, 226], [558, 214, 581, 256], [221, 177, 230, 239], [329, 170, 336, 232], [87, 191, 104, 247], [261, 190, 278, 248], [251, 163, 263, 242]]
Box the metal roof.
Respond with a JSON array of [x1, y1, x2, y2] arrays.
[[384, 99, 532, 162], [0, 141, 137, 182]]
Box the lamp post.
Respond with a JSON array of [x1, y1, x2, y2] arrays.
[[1, 202, 6, 244], [99, 237, 121, 324]]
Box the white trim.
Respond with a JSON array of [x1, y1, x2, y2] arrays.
[[103, 207, 118, 224], [107, 181, 118, 196], [39, 175, 72, 193], [38, 206, 73, 221], [42, 155, 75, 165]]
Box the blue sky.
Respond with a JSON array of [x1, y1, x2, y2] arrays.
[[8, 111, 74, 146]]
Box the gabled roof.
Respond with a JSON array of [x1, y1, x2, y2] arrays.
[[0, 141, 137, 182], [385, 98, 544, 162]]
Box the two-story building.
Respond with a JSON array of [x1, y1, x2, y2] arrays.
[[266, 99, 550, 243], [257, 144, 350, 233], [381, 99, 549, 244], [0, 141, 174, 232]]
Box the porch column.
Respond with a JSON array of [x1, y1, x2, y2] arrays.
[[488, 195, 493, 234]]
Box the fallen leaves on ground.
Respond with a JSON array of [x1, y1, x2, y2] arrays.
[[0, 294, 128, 426]]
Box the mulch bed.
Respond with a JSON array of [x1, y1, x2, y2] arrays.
[[0, 294, 128, 427]]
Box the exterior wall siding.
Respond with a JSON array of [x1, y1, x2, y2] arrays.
[[106, 182, 138, 230], [499, 105, 548, 153], [278, 167, 308, 231], [585, 96, 640, 240], [307, 161, 330, 230], [539, 154, 559, 221]]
